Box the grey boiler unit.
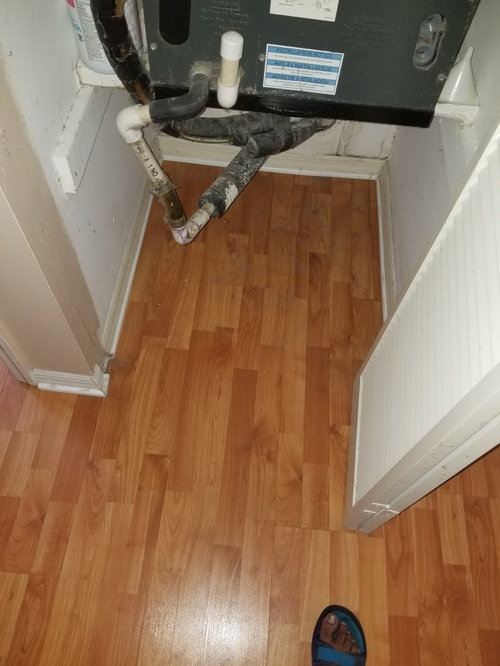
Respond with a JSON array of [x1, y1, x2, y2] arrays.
[[142, 0, 481, 127]]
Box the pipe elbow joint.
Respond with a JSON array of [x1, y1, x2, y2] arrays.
[[170, 203, 215, 245], [116, 104, 152, 143], [148, 70, 211, 123]]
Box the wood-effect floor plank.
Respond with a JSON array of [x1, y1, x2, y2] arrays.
[[0, 572, 28, 662], [0, 163, 499, 665]]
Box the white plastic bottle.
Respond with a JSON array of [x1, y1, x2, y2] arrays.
[[66, 0, 143, 75], [66, 0, 113, 74]]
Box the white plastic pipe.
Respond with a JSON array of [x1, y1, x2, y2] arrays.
[[129, 137, 171, 190], [116, 102, 187, 236], [217, 31, 244, 109], [116, 103, 152, 143], [116, 104, 175, 191]]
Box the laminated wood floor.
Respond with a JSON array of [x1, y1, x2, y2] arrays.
[[1, 163, 499, 665]]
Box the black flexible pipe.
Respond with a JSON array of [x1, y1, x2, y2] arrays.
[[148, 73, 210, 122], [246, 117, 328, 158], [164, 112, 293, 145], [90, 0, 152, 104], [165, 114, 333, 149], [198, 118, 331, 218], [90, 1, 210, 120]]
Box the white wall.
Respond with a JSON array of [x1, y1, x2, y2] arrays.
[[0, 60, 104, 381], [388, 0, 500, 302], [0, 1, 147, 332], [0, 185, 94, 375]]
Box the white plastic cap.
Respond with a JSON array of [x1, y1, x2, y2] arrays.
[[220, 31, 244, 61]]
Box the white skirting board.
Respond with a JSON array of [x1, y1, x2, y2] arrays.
[[29, 180, 151, 398], [157, 134, 384, 180], [33, 364, 110, 397]]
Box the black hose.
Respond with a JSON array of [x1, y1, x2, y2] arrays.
[[90, 1, 209, 120], [90, 0, 152, 104], [165, 112, 294, 145], [246, 117, 327, 157], [148, 73, 210, 122], [165, 113, 333, 148]]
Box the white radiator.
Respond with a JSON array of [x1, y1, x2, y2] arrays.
[[346, 124, 500, 531]]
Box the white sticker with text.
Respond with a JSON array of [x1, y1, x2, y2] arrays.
[[270, 0, 339, 23]]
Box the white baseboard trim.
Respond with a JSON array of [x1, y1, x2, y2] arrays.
[[14, 181, 151, 399], [33, 364, 110, 397], [376, 161, 396, 320], [157, 135, 383, 179], [100, 180, 152, 356]]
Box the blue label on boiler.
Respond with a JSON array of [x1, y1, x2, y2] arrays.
[[263, 44, 344, 95]]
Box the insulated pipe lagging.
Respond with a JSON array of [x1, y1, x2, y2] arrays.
[[198, 118, 328, 219], [90, 0, 152, 103], [169, 140, 268, 243], [171, 117, 333, 244], [198, 147, 267, 218], [165, 112, 299, 145], [247, 117, 334, 158], [170, 150, 267, 245]]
